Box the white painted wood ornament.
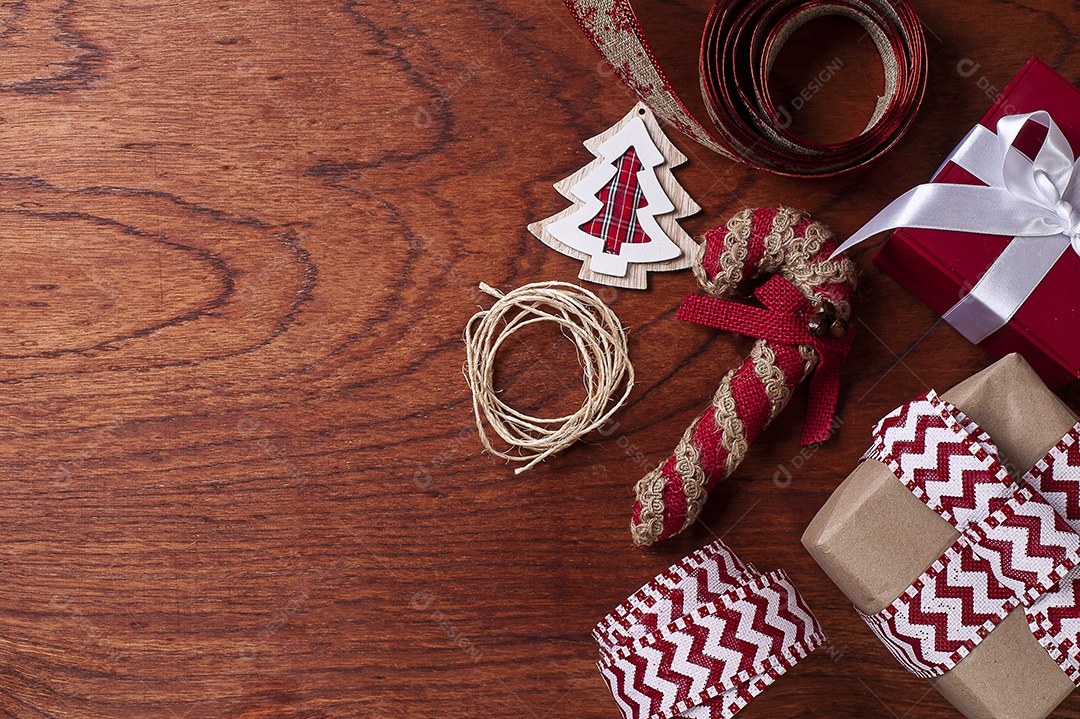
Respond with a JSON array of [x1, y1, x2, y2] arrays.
[[528, 103, 701, 290]]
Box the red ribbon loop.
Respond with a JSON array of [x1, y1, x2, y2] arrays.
[[676, 274, 854, 445]]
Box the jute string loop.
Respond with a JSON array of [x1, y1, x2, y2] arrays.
[[464, 281, 634, 474]]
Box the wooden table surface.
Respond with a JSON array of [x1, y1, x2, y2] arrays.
[[3, 1, 1080, 717]]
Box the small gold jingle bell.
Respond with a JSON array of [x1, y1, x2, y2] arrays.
[[808, 299, 846, 338]]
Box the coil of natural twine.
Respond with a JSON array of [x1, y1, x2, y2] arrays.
[[464, 281, 634, 474]]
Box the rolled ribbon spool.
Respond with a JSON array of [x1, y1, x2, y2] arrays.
[[594, 538, 826, 719], [564, 0, 927, 176]]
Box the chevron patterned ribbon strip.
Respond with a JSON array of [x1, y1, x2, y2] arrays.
[[1024, 429, 1080, 683], [863, 391, 1080, 683], [595, 539, 826, 719]]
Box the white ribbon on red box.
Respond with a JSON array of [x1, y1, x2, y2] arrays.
[[832, 111, 1080, 343], [594, 540, 825, 719], [861, 391, 1080, 681]]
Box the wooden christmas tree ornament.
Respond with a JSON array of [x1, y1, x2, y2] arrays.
[[528, 103, 700, 290]]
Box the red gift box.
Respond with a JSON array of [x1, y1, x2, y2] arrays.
[[873, 57, 1080, 388]]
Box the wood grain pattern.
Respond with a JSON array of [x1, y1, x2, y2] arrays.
[[0, 1, 1077, 718]]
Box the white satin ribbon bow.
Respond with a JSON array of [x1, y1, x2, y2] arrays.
[[832, 111, 1080, 343]]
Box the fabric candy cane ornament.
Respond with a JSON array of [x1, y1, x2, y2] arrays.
[[594, 539, 826, 719], [631, 207, 857, 546], [861, 391, 1080, 681]]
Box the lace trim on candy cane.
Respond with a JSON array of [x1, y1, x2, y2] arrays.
[[595, 539, 825, 719]]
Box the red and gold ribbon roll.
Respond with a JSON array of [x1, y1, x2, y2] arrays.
[[565, 0, 927, 176]]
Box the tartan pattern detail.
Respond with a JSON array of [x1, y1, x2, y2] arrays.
[[864, 392, 1080, 684], [595, 539, 825, 719], [579, 146, 651, 256]]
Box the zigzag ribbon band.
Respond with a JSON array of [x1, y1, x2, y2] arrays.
[[595, 539, 825, 719], [862, 391, 1080, 682], [859, 485, 1080, 676]]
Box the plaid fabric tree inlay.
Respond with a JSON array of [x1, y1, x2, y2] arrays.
[[578, 146, 650, 255]]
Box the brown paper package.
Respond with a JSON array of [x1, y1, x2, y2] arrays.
[[803, 354, 1078, 719]]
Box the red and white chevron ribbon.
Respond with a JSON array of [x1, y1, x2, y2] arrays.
[[862, 391, 1080, 682], [595, 540, 826, 719]]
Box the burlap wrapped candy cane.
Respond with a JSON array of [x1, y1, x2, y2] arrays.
[[631, 207, 857, 546]]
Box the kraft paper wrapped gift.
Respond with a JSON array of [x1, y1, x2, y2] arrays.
[[803, 353, 1079, 719]]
